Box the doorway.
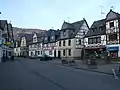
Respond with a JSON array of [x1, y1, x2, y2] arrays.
[[54, 50, 56, 58], [58, 51, 61, 58]]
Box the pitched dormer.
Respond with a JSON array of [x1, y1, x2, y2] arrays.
[[33, 33, 37, 43]]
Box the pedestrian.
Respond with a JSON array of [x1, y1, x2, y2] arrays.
[[2, 54, 5, 62], [11, 55, 14, 61], [106, 51, 110, 63]]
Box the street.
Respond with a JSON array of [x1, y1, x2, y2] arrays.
[[0, 58, 120, 90]]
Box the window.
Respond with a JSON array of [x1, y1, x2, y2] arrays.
[[79, 40, 81, 44], [51, 36, 54, 39], [45, 37, 47, 40], [88, 37, 101, 44], [93, 38, 96, 43], [99, 26, 102, 31], [35, 51, 37, 56], [83, 31, 85, 35], [110, 22, 114, 28], [48, 36, 50, 41], [33, 37, 37, 42], [76, 39, 81, 45], [63, 30, 66, 36], [91, 28, 95, 32], [88, 38, 92, 44], [32, 45, 34, 48], [41, 43, 42, 47], [41, 51, 42, 55], [109, 34, 117, 41], [63, 50, 65, 56], [59, 41, 61, 46], [97, 37, 101, 43], [68, 40, 71, 46], [63, 40, 65, 46], [31, 52, 33, 56], [38, 51, 40, 55], [68, 49, 71, 56], [49, 51, 52, 55]]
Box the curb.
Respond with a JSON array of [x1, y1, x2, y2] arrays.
[[73, 67, 114, 75], [47, 61, 120, 76]]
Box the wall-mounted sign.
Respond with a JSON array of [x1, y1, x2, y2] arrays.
[[107, 46, 119, 51], [4, 42, 12, 45]]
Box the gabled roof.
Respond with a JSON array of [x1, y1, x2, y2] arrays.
[[106, 9, 120, 21], [72, 20, 85, 34], [43, 29, 58, 43], [61, 21, 74, 30], [24, 34, 33, 41], [17, 33, 33, 45], [0, 20, 7, 30], [60, 19, 86, 40], [85, 19, 106, 37]]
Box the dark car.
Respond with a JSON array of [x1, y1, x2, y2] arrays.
[[40, 54, 53, 61]]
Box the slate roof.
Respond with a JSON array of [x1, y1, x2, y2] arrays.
[[24, 34, 33, 42], [85, 19, 106, 37], [61, 22, 74, 30], [0, 20, 7, 30], [17, 33, 33, 45], [72, 20, 85, 35], [107, 9, 120, 18], [60, 19, 85, 40]]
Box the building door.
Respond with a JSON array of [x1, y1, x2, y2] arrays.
[[58, 51, 61, 58], [54, 50, 56, 58]]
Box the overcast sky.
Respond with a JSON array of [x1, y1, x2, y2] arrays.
[[0, 0, 120, 30]]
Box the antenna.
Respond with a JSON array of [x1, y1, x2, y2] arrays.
[[110, 6, 115, 10], [67, 17, 70, 23], [100, 6, 105, 18]]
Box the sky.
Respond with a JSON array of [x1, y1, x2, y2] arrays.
[[0, 0, 120, 30]]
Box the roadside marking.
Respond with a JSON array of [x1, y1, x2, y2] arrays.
[[112, 69, 119, 80]]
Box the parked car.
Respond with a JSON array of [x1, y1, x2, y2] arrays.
[[40, 54, 53, 61]]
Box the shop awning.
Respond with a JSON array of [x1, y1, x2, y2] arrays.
[[107, 46, 119, 51]]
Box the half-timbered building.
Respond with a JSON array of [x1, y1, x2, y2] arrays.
[[43, 29, 59, 57], [84, 19, 106, 59], [57, 18, 89, 60], [106, 9, 120, 58]]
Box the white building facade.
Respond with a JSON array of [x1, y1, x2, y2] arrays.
[[56, 19, 89, 60], [106, 10, 120, 58]]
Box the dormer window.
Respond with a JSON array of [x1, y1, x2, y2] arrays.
[[110, 22, 114, 28], [83, 31, 85, 35], [51, 36, 54, 39], [33, 37, 37, 43], [99, 26, 103, 31], [45, 37, 47, 40], [63, 30, 66, 36], [91, 28, 95, 32]]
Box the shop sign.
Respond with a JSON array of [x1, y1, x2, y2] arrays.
[[107, 46, 119, 51]]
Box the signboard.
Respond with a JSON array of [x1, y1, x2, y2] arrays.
[[107, 46, 119, 51], [4, 42, 12, 45]]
